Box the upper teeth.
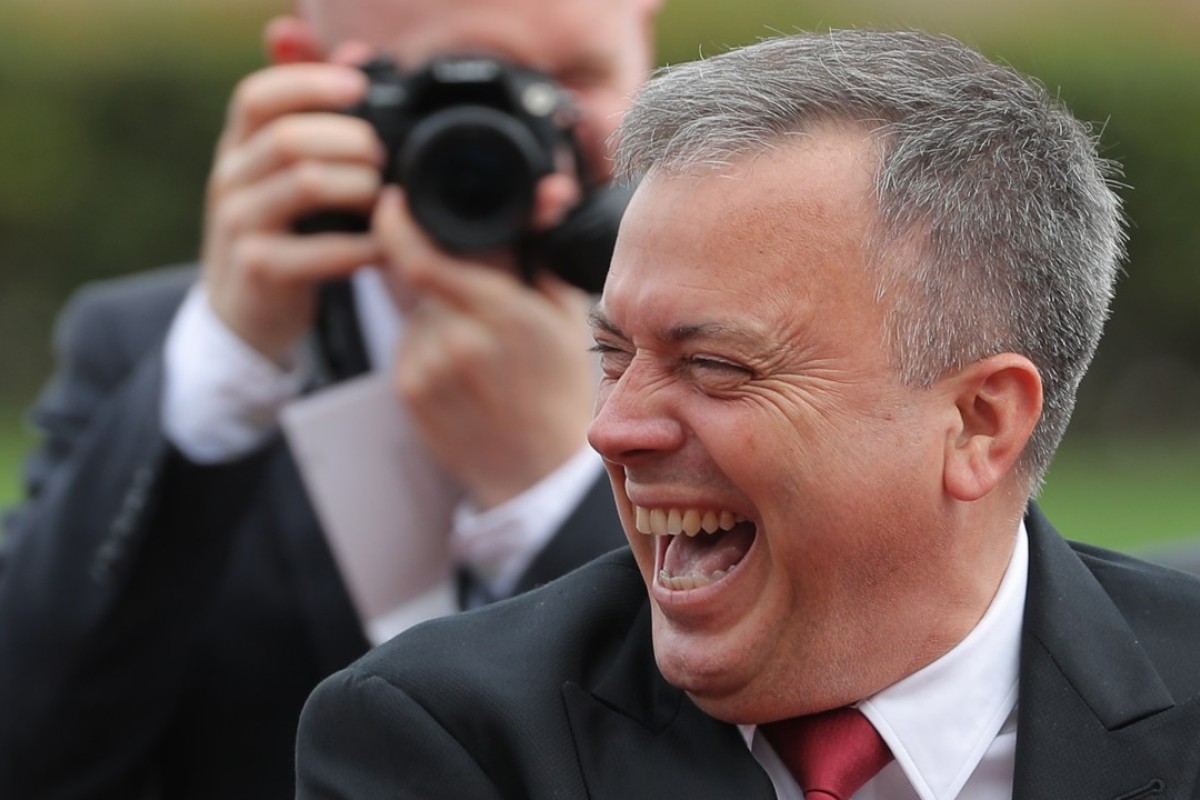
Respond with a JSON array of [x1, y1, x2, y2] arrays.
[[633, 505, 744, 536]]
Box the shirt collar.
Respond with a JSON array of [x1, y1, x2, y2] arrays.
[[858, 521, 1027, 800]]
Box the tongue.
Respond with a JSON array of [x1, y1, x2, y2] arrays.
[[663, 524, 755, 579]]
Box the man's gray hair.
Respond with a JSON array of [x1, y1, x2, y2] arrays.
[[613, 29, 1126, 485]]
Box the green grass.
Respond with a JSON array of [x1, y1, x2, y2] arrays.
[[1037, 432, 1200, 553], [0, 409, 32, 511], [0, 410, 1195, 554]]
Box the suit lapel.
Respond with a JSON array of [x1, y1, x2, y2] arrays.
[[267, 446, 370, 674], [1014, 506, 1200, 800], [269, 302, 375, 673], [562, 602, 776, 798]]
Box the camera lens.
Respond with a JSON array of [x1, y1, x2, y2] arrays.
[[402, 106, 553, 252], [430, 131, 524, 220]]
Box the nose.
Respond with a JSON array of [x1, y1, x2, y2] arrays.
[[588, 367, 686, 466]]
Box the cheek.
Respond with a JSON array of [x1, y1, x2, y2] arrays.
[[593, 379, 613, 414], [703, 396, 815, 479], [712, 395, 926, 543]]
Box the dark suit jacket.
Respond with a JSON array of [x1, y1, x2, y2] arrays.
[[296, 505, 1200, 799], [0, 265, 623, 800]]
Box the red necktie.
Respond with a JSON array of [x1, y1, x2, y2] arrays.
[[761, 706, 894, 799]]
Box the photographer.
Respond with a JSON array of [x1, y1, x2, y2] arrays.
[[0, 0, 660, 798]]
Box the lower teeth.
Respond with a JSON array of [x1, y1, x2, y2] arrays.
[[658, 566, 731, 591]]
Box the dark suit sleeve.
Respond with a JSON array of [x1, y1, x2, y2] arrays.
[[297, 667, 505, 800], [0, 270, 273, 798]]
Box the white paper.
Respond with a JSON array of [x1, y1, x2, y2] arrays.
[[281, 373, 464, 626]]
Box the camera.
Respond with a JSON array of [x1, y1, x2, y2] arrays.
[[306, 55, 633, 380], [302, 55, 631, 295], [302, 55, 583, 252]]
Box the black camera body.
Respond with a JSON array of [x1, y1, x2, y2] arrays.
[[307, 55, 633, 380], [344, 55, 580, 253]]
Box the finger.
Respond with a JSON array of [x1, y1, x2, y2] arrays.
[[396, 309, 492, 429], [369, 190, 425, 312], [221, 63, 367, 150], [212, 113, 383, 194], [373, 186, 437, 283], [223, 231, 383, 288], [533, 268, 593, 312], [215, 160, 381, 235], [530, 172, 582, 230], [328, 40, 375, 68], [374, 187, 522, 313]]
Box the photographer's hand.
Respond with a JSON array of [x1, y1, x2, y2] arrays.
[[201, 19, 384, 365], [375, 186, 596, 510]]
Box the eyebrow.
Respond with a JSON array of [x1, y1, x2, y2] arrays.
[[588, 307, 621, 337], [589, 308, 767, 348]]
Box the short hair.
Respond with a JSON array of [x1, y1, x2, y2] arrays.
[[613, 29, 1126, 485]]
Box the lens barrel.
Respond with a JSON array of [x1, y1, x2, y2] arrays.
[[401, 106, 553, 252]]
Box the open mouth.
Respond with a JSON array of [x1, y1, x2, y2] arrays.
[[633, 505, 757, 591]]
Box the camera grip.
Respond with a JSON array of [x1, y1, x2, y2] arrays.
[[312, 279, 371, 384], [293, 210, 371, 236]]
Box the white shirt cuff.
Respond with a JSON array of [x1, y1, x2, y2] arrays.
[[162, 283, 308, 464]]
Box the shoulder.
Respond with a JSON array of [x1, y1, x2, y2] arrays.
[[1028, 504, 1200, 646], [53, 264, 197, 363], [61, 263, 196, 329], [343, 551, 643, 714], [1069, 538, 1200, 695], [299, 548, 646, 796], [1069, 538, 1200, 627]]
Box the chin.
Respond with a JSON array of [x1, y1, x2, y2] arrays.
[[650, 622, 765, 723], [673, 674, 772, 726]]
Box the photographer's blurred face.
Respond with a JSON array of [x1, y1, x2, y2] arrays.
[[298, 0, 658, 184]]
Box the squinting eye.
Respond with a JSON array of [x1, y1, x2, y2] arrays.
[[683, 356, 755, 392], [590, 343, 633, 378], [687, 356, 751, 376]]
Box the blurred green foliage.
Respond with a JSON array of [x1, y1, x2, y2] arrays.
[[0, 409, 32, 508], [1, 1, 278, 405], [1036, 430, 1200, 548], [0, 0, 1197, 541]]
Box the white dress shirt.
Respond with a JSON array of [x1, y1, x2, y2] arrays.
[[744, 522, 1028, 800], [162, 269, 604, 644]]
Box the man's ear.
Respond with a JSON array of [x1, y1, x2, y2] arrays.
[[264, 15, 324, 65], [941, 353, 1043, 502]]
